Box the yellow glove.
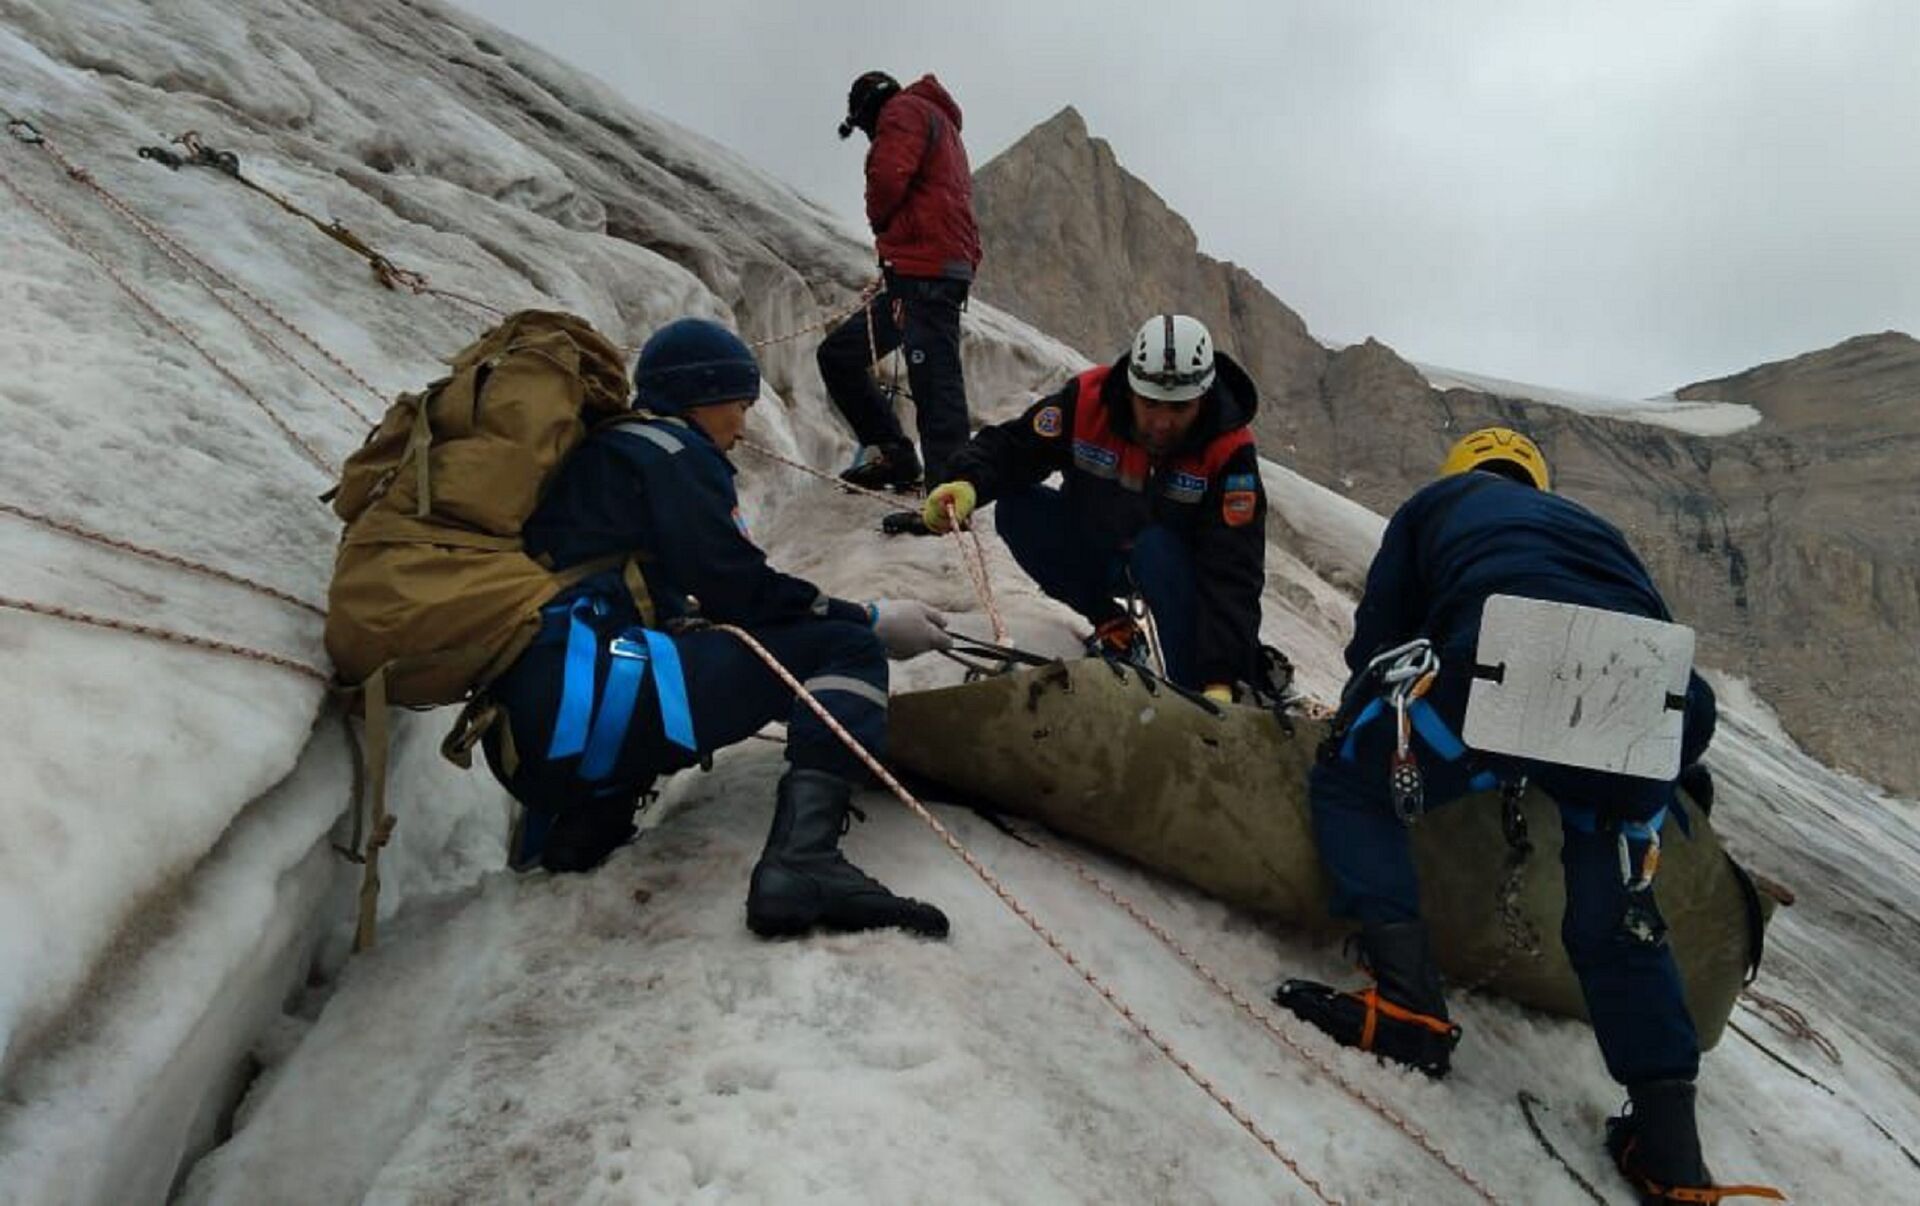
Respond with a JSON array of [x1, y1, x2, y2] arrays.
[[922, 481, 978, 534], [1202, 683, 1235, 704]]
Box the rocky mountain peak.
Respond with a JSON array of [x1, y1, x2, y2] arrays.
[[1678, 330, 1920, 424]]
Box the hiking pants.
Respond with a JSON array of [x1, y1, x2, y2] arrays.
[[486, 611, 889, 814], [1309, 672, 1702, 1085], [994, 484, 1200, 688], [816, 271, 971, 482]]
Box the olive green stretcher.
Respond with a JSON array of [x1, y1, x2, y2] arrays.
[[889, 657, 1777, 1050]]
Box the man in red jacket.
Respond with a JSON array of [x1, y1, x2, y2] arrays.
[[821, 70, 982, 493]]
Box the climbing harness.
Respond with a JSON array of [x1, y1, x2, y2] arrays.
[[545, 597, 697, 785], [1333, 639, 1499, 824]]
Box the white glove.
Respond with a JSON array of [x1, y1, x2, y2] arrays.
[[868, 599, 952, 660]]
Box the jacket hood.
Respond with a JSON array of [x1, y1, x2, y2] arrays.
[[1103, 349, 1259, 452], [902, 74, 964, 130]]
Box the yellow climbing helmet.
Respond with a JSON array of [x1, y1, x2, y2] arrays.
[[1439, 426, 1550, 491]]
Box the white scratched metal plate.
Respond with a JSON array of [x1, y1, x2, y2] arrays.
[[1463, 594, 1694, 780]]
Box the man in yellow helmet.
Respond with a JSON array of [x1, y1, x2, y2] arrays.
[[1275, 428, 1750, 1205]]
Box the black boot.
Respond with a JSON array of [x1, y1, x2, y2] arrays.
[[536, 796, 640, 874], [1607, 1080, 1712, 1203], [746, 769, 949, 938], [840, 440, 922, 491], [1273, 920, 1461, 1078]]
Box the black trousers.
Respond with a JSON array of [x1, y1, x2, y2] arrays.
[[816, 272, 971, 483]]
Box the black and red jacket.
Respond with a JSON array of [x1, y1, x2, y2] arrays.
[[947, 354, 1268, 686], [865, 75, 982, 281]]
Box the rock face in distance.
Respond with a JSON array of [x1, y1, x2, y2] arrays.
[[971, 107, 1327, 416], [973, 108, 1920, 797]]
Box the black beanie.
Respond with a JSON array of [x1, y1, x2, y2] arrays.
[[633, 318, 760, 415], [838, 70, 901, 139]]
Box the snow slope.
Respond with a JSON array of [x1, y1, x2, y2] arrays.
[[0, 1, 1915, 1202]]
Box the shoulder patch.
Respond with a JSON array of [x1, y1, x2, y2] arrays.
[[1222, 490, 1259, 528], [730, 506, 752, 539], [1032, 404, 1064, 438]]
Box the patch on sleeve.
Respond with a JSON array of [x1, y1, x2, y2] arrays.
[[1224, 472, 1260, 492], [1222, 490, 1259, 527], [731, 506, 752, 538], [1032, 404, 1064, 438]]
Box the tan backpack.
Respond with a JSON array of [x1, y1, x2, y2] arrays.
[[324, 309, 650, 947]]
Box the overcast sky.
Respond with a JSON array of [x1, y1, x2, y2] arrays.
[[453, 0, 1919, 397]]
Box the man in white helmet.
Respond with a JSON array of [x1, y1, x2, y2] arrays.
[[922, 314, 1267, 700]]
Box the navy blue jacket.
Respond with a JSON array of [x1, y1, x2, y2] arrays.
[[523, 416, 868, 628], [1350, 471, 1674, 674], [1348, 469, 1717, 802]]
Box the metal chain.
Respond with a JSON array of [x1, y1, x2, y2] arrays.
[[714, 623, 1341, 1204], [1030, 832, 1504, 1204], [0, 148, 336, 476], [37, 133, 382, 424], [0, 594, 328, 682], [0, 501, 325, 616]]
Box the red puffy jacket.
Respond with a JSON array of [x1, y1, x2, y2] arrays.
[[865, 75, 982, 280]]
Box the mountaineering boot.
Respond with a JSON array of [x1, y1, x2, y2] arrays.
[[536, 796, 641, 874], [840, 440, 922, 492], [746, 769, 949, 938], [1607, 1080, 1710, 1203], [1273, 920, 1462, 1078], [1605, 1079, 1783, 1204], [880, 509, 935, 538], [1085, 616, 1151, 670]]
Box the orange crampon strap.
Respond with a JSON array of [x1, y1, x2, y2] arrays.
[[1616, 1140, 1787, 1203], [1354, 987, 1460, 1051], [1632, 1178, 1786, 1203]]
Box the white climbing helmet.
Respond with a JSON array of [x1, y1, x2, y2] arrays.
[[1127, 314, 1216, 403]]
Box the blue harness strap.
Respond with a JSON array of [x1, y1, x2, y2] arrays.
[[1339, 694, 1500, 793], [640, 629, 697, 752], [579, 636, 649, 782], [546, 599, 700, 782], [547, 597, 605, 761]]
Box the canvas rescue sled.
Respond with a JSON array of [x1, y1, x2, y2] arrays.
[[888, 657, 1780, 1050]]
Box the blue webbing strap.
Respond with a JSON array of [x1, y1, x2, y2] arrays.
[[579, 636, 649, 781], [641, 629, 698, 751], [1340, 695, 1500, 792], [547, 598, 603, 760], [1338, 698, 1387, 762], [547, 602, 698, 775]]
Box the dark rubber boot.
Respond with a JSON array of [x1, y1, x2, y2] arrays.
[[840, 440, 922, 492], [746, 769, 949, 938], [1607, 1080, 1713, 1203], [1273, 920, 1461, 1077], [537, 797, 640, 874]]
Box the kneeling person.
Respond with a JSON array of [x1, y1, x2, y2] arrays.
[[1276, 428, 1771, 1204], [923, 314, 1267, 700], [483, 318, 952, 939]]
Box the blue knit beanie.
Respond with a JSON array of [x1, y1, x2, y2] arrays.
[[633, 318, 760, 415]]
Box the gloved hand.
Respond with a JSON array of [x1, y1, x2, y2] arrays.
[[868, 598, 953, 659], [1203, 683, 1235, 704], [921, 481, 978, 534]]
